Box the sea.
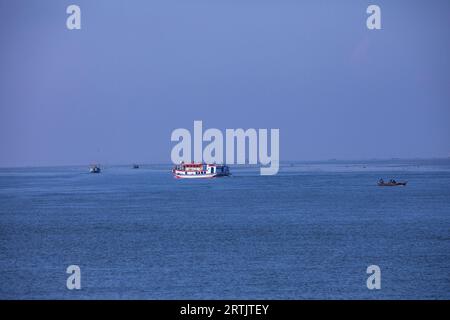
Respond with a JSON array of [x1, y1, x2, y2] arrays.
[[0, 159, 449, 299]]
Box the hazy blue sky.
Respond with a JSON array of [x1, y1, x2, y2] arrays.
[[0, 0, 449, 166]]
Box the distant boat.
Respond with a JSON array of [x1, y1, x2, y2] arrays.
[[89, 165, 101, 173], [377, 179, 407, 186], [132, 164, 139, 169]]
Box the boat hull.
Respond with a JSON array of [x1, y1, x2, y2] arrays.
[[174, 173, 216, 179], [377, 182, 407, 186]]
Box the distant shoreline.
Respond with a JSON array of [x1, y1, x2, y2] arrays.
[[1, 157, 449, 170]]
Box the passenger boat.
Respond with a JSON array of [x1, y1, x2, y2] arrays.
[[172, 162, 230, 179], [89, 165, 101, 173]]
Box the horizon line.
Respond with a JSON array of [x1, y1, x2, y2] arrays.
[[1, 156, 450, 169]]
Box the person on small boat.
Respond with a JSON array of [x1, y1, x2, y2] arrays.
[[379, 178, 384, 184]]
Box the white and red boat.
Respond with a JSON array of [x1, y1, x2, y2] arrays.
[[172, 162, 230, 179]]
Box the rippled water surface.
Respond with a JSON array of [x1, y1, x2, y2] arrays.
[[0, 159, 449, 299]]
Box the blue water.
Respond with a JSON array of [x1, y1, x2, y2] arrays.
[[0, 159, 449, 299]]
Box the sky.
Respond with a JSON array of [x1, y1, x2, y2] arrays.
[[0, 0, 449, 167]]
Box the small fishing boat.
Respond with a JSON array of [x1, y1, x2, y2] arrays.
[[89, 165, 101, 173], [172, 162, 230, 179], [377, 179, 407, 186], [132, 164, 139, 169]]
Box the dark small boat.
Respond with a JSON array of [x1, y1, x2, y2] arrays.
[[377, 180, 407, 186], [132, 164, 139, 169], [89, 165, 101, 173]]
